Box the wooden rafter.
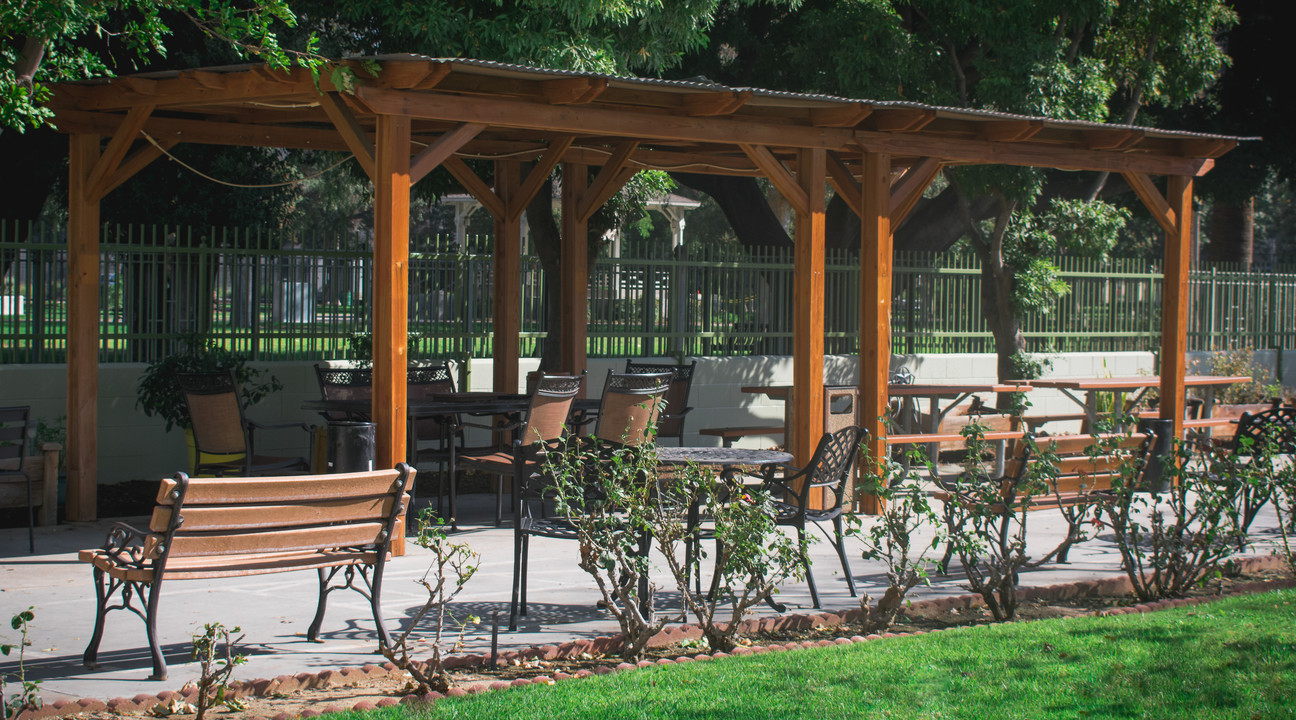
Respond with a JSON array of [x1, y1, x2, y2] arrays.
[[541, 77, 608, 105], [577, 141, 639, 222], [1121, 172, 1177, 235], [978, 120, 1042, 142], [509, 135, 574, 220], [889, 157, 942, 226], [826, 151, 863, 217], [85, 104, 155, 201], [320, 92, 376, 179], [410, 122, 485, 184], [741, 143, 810, 215], [99, 139, 176, 197], [1086, 129, 1145, 151], [684, 90, 751, 117], [443, 156, 506, 219], [870, 108, 936, 133], [811, 103, 874, 128]]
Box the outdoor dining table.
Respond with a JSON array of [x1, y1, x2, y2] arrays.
[[1029, 375, 1251, 433], [302, 392, 601, 525]]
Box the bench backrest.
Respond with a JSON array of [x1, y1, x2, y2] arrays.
[[1005, 433, 1149, 495], [144, 466, 412, 560]]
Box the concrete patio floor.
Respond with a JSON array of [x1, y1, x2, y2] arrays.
[[0, 490, 1286, 706]]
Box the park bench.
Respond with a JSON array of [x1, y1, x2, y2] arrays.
[[933, 432, 1151, 571], [79, 465, 413, 680]]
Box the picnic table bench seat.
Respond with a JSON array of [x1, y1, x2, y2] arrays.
[[699, 425, 785, 447], [79, 465, 413, 680]]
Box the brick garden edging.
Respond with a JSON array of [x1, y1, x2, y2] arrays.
[[17, 554, 1293, 720]]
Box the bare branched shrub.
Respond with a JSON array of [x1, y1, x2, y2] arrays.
[[547, 440, 667, 661], [653, 463, 804, 652], [383, 510, 480, 694], [1100, 438, 1244, 601], [190, 622, 246, 720], [848, 444, 942, 632]]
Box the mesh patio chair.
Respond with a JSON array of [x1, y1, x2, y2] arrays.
[[0, 406, 36, 553], [313, 365, 373, 422], [177, 371, 312, 477], [407, 364, 461, 516], [624, 359, 696, 445], [754, 424, 865, 609], [507, 371, 671, 630]]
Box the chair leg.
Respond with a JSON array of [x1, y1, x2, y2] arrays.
[[831, 517, 856, 597], [83, 569, 109, 669], [369, 561, 392, 650], [519, 533, 532, 620], [799, 527, 820, 609], [510, 530, 525, 631], [144, 581, 167, 681], [26, 471, 34, 554], [307, 567, 330, 643]]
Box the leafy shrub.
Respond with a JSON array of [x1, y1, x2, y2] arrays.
[[135, 334, 281, 431]]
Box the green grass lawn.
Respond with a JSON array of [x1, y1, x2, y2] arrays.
[[342, 589, 1296, 720]]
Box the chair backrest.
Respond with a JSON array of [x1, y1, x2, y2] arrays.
[[794, 425, 865, 510], [407, 364, 456, 439], [314, 365, 373, 421], [1233, 407, 1296, 456], [624, 360, 696, 441], [177, 371, 250, 456], [523, 374, 586, 445], [0, 406, 31, 470], [595, 371, 672, 446]]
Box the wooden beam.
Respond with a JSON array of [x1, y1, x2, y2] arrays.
[[66, 134, 101, 522], [560, 162, 589, 377], [1160, 175, 1193, 441], [811, 102, 874, 128], [1178, 138, 1236, 158], [889, 157, 942, 226], [410, 122, 485, 185], [442, 157, 507, 219], [319, 92, 376, 180], [85, 104, 154, 200], [791, 147, 827, 479], [826, 151, 863, 217], [541, 77, 608, 105], [99, 138, 175, 197], [684, 90, 751, 117], [372, 114, 411, 491], [576, 142, 639, 222], [1121, 172, 1178, 235], [1085, 128, 1144, 151], [740, 143, 811, 215], [858, 150, 892, 515], [354, 86, 855, 152], [870, 108, 936, 133], [52, 110, 352, 151], [978, 120, 1042, 142], [856, 130, 1214, 177], [509, 135, 574, 221], [494, 160, 523, 394]]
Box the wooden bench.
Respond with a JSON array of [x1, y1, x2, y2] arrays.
[[700, 425, 785, 448], [0, 442, 61, 527], [79, 465, 413, 680], [935, 433, 1151, 569]]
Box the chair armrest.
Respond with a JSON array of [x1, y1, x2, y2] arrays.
[[247, 421, 314, 433]]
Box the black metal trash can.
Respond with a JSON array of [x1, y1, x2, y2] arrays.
[[327, 421, 375, 473], [1136, 417, 1174, 493]]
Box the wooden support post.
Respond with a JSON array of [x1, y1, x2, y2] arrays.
[[560, 162, 589, 377], [791, 148, 827, 471], [1160, 175, 1193, 439], [372, 115, 410, 472], [493, 160, 522, 393], [858, 151, 892, 515], [66, 134, 101, 522]]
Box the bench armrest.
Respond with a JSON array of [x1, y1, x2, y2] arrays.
[[98, 521, 157, 569]]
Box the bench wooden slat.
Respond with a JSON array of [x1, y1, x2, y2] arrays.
[[885, 430, 1025, 445], [166, 522, 387, 558], [149, 495, 403, 533], [79, 548, 381, 582], [156, 469, 403, 505]]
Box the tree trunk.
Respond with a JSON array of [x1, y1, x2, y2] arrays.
[[525, 179, 564, 371], [1207, 198, 1254, 269]]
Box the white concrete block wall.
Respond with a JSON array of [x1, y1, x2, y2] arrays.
[[2, 348, 1286, 486]]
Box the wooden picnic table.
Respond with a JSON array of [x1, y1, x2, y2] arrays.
[[1030, 375, 1251, 433]]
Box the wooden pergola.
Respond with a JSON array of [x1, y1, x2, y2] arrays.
[[48, 55, 1242, 521]]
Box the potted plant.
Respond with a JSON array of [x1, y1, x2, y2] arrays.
[[136, 335, 282, 472]]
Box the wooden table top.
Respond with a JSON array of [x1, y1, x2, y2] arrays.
[[1031, 375, 1251, 391], [657, 447, 793, 466], [741, 383, 1031, 399]]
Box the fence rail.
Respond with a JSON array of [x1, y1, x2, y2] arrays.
[[2, 220, 1293, 364]]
